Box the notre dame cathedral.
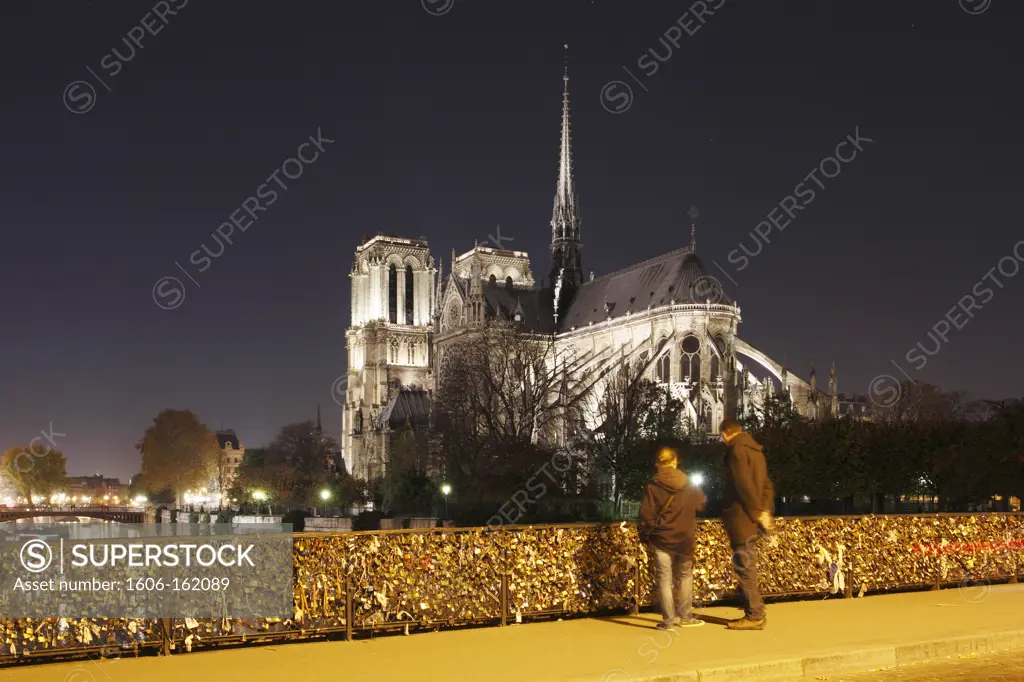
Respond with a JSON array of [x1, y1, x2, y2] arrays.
[[340, 64, 838, 480]]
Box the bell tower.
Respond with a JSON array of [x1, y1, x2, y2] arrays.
[[342, 235, 435, 479]]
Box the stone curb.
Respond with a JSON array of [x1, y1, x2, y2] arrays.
[[564, 628, 1024, 681]]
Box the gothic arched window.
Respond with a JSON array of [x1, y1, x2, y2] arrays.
[[680, 335, 701, 382], [656, 353, 670, 383], [405, 265, 414, 324], [388, 264, 398, 324], [710, 355, 720, 380], [489, 274, 497, 286]]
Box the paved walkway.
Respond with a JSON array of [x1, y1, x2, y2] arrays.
[[837, 647, 1024, 681], [3, 585, 1024, 681]]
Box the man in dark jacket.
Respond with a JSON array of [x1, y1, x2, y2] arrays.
[[720, 418, 774, 630], [638, 446, 707, 630]]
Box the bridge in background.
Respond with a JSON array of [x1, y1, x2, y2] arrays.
[[0, 506, 144, 523]]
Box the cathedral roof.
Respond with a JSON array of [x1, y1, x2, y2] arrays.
[[482, 282, 557, 333], [450, 276, 557, 333], [376, 388, 432, 430], [215, 430, 240, 449], [558, 247, 733, 330]]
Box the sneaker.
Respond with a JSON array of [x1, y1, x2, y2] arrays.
[[677, 617, 705, 628], [655, 621, 678, 631], [726, 616, 766, 630]]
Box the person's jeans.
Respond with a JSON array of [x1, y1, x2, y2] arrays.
[[652, 548, 694, 626], [731, 536, 765, 620]]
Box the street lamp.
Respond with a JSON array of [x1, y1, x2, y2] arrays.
[[319, 489, 331, 517], [690, 473, 705, 487], [252, 490, 267, 514], [441, 483, 451, 519]]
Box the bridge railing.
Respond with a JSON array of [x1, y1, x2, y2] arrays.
[[1, 513, 1021, 666], [0, 506, 136, 513]]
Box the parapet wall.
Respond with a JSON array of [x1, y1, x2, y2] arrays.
[[2, 513, 1021, 665]]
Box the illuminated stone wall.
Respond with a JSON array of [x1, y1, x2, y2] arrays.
[[2, 514, 1022, 662]]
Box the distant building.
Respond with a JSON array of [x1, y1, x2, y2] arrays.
[[838, 393, 874, 421], [0, 470, 17, 504], [216, 429, 245, 490], [67, 475, 129, 504]]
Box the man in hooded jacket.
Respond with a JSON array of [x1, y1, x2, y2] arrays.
[[638, 445, 707, 630], [720, 418, 774, 630]]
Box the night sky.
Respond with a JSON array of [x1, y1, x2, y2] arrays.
[[1, 0, 1021, 478]]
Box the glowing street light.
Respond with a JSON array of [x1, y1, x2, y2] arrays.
[[319, 489, 331, 517], [690, 473, 705, 487], [441, 483, 452, 518]]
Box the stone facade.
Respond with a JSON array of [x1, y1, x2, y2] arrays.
[[216, 430, 245, 490], [342, 236, 435, 480]]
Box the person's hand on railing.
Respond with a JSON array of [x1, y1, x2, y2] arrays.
[[757, 511, 774, 532]]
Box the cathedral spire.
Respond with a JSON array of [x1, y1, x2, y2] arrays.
[[550, 45, 584, 322], [552, 45, 579, 243], [829, 360, 839, 418]]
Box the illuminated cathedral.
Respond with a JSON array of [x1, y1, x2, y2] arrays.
[[340, 62, 836, 479]]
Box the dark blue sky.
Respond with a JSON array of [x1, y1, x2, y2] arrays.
[[1, 0, 1021, 478]]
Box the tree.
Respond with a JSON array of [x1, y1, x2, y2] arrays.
[[127, 472, 173, 502], [137, 410, 220, 507], [1, 444, 68, 500], [879, 382, 969, 424], [240, 446, 270, 469], [434, 322, 600, 502], [230, 446, 299, 508], [386, 468, 440, 515], [743, 393, 811, 506], [265, 421, 339, 505], [379, 427, 434, 514], [966, 399, 1024, 508], [581, 357, 687, 510]]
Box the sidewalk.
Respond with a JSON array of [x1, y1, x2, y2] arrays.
[[3, 585, 1024, 681]]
